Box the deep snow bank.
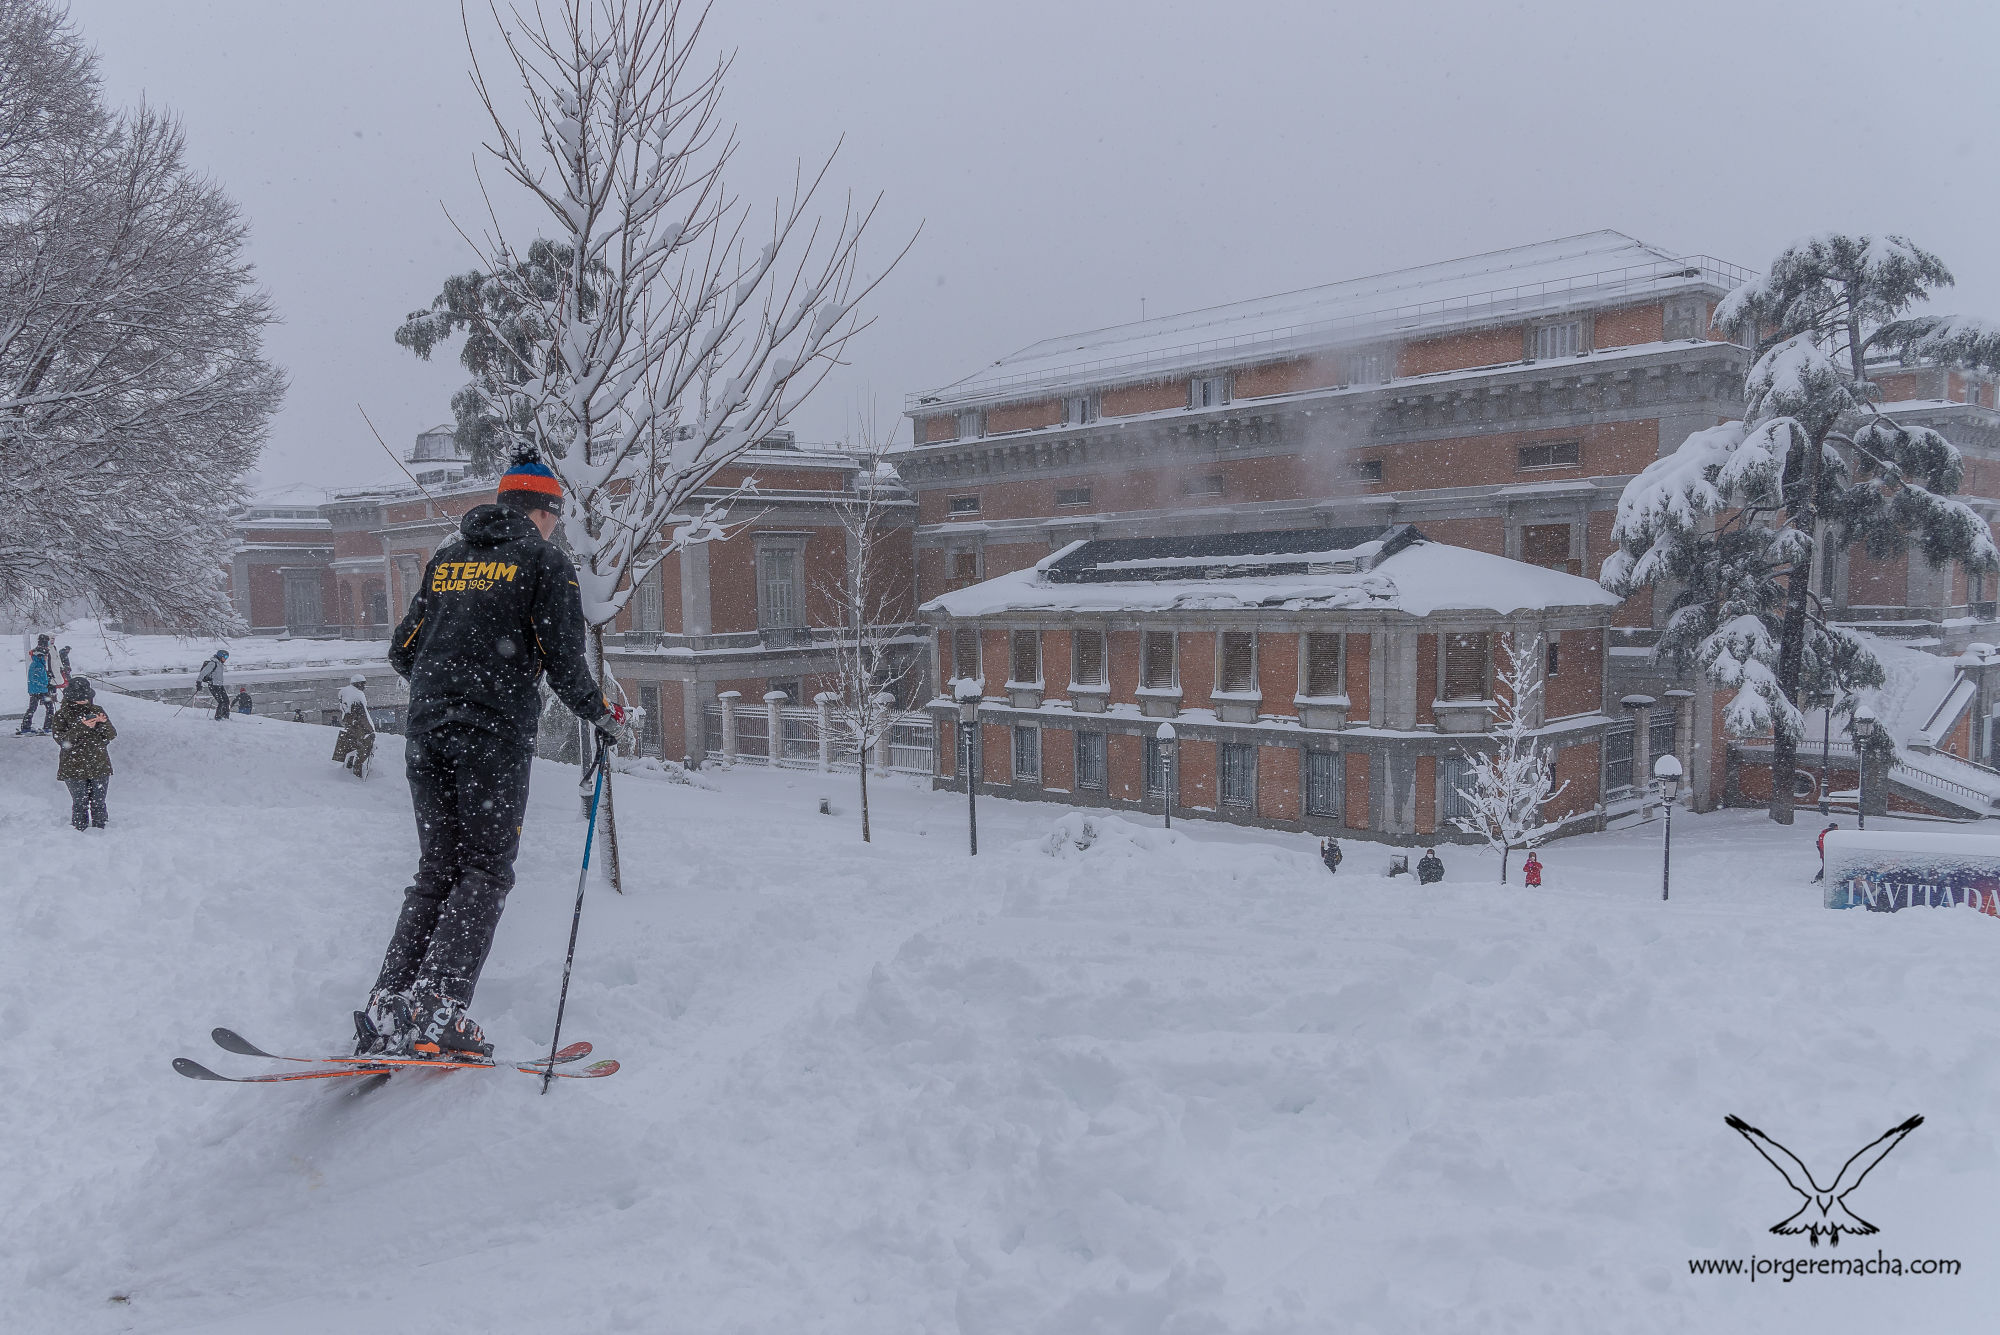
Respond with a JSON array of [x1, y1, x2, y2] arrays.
[[3, 697, 1998, 1334]]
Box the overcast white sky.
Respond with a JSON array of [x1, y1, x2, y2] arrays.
[[65, 0, 2000, 491]]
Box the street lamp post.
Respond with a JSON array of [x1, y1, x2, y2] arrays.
[[1852, 704, 1877, 831], [1653, 753, 1683, 902], [954, 679, 981, 856], [1156, 721, 1177, 829], [1809, 690, 1835, 815]]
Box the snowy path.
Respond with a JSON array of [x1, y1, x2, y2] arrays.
[[4, 697, 1998, 1333]]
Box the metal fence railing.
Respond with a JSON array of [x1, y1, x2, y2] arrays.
[[702, 702, 935, 776]]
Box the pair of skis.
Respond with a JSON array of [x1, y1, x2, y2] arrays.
[[173, 1028, 618, 1084]]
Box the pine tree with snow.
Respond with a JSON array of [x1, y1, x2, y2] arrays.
[[1450, 633, 1567, 884], [1602, 235, 1999, 824]]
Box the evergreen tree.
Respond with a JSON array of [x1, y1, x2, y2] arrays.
[[1603, 235, 1998, 823]]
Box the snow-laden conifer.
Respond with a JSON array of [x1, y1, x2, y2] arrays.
[[1602, 235, 1998, 823]]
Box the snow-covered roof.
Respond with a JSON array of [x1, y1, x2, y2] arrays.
[[910, 231, 1751, 412], [924, 526, 1622, 620]]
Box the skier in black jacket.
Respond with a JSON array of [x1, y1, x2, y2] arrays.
[[355, 456, 627, 1059]]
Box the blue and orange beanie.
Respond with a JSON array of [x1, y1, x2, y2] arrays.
[[498, 456, 563, 510]]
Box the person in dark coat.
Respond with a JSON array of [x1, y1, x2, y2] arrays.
[[354, 456, 627, 1061], [233, 688, 253, 714], [332, 673, 376, 778], [51, 678, 115, 830], [1320, 837, 1343, 876], [195, 650, 230, 720], [18, 633, 55, 734], [1416, 848, 1445, 884]]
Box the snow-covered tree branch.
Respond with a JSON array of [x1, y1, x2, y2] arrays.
[[1449, 632, 1567, 883], [0, 0, 283, 631]]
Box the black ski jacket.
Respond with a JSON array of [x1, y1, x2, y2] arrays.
[[390, 505, 609, 746]]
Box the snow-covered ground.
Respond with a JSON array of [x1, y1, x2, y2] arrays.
[[7, 621, 388, 687], [3, 696, 1996, 1333]]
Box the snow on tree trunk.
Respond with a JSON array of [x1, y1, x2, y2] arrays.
[[1449, 633, 1568, 883]]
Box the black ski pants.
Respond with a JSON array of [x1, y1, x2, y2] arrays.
[[20, 691, 54, 731], [372, 723, 533, 1005], [65, 776, 108, 830], [208, 684, 229, 720]]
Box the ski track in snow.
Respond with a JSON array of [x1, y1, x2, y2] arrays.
[[3, 692, 1998, 1334]]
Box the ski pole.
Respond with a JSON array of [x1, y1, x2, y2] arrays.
[[172, 685, 200, 718], [543, 735, 607, 1094]]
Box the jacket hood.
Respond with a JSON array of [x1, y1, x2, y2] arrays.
[[462, 503, 540, 549]]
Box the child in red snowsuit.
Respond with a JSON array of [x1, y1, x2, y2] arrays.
[[1523, 853, 1543, 887]]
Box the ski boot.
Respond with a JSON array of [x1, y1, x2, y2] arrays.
[[352, 989, 413, 1056], [409, 991, 494, 1062]]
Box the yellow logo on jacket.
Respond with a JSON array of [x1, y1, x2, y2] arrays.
[[432, 561, 520, 593]]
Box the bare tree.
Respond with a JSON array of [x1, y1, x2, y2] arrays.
[[1450, 633, 1569, 883], [451, 0, 905, 885], [818, 416, 919, 841], [0, 0, 283, 631]]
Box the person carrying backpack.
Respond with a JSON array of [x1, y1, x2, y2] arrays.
[[195, 650, 230, 721], [52, 678, 115, 830]]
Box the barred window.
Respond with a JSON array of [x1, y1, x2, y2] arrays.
[[1518, 440, 1581, 470], [956, 409, 985, 439], [1304, 633, 1343, 697], [1011, 630, 1041, 684], [1442, 754, 1477, 823], [1344, 348, 1390, 385], [1604, 722, 1635, 793], [948, 494, 981, 514], [1056, 485, 1093, 507], [1064, 394, 1099, 426], [1220, 743, 1256, 808], [1013, 725, 1040, 782], [1182, 473, 1224, 497], [1073, 630, 1106, 686], [1305, 749, 1343, 818], [1443, 633, 1489, 701], [1142, 631, 1176, 690], [1649, 713, 1677, 767], [952, 627, 979, 681], [1144, 735, 1168, 797], [951, 550, 980, 584], [1532, 320, 1583, 360], [1076, 731, 1107, 791], [1189, 374, 1231, 409], [757, 546, 801, 628], [1350, 458, 1384, 482]]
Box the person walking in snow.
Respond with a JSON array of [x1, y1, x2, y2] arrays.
[[51, 678, 115, 831], [1416, 847, 1445, 884], [18, 633, 57, 734], [1814, 822, 1839, 883], [1523, 851, 1543, 887], [233, 688, 253, 715], [332, 673, 376, 778], [292, 708, 305, 723], [354, 455, 627, 1061], [195, 650, 230, 721], [1320, 837, 1343, 876]]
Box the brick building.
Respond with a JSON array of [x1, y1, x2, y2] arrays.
[[899, 231, 2000, 814], [923, 525, 1621, 842]]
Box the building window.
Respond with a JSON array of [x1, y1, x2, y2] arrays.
[[1304, 749, 1343, 818], [637, 684, 661, 752], [1350, 458, 1384, 482], [950, 550, 980, 584], [1189, 374, 1231, 409], [1517, 440, 1581, 471], [1013, 725, 1040, 782], [1182, 473, 1224, 497], [948, 495, 981, 515], [756, 545, 802, 628], [1604, 721, 1635, 793], [1344, 348, 1391, 385], [1304, 633, 1343, 697], [1064, 393, 1099, 425], [1664, 296, 1706, 341], [767, 679, 799, 703], [1055, 485, 1092, 508], [1073, 630, 1107, 686], [1443, 632, 1489, 701], [1545, 638, 1561, 678], [632, 561, 665, 633], [1076, 731, 1107, 791], [952, 626, 980, 681], [1142, 631, 1177, 690], [1220, 743, 1256, 809], [1649, 713, 1677, 768], [1441, 754, 1477, 823], [1218, 631, 1256, 693], [956, 409, 985, 439], [1520, 522, 1576, 571], [1531, 320, 1584, 360], [1144, 735, 1168, 797], [1010, 630, 1041, 685]]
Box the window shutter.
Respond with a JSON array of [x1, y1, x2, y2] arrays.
[[1443, 633, 1488, 700], [1074, 631, 1105, 685], [1143, 631, 1175, 689], [1305, 633, 1342, 696], [1011, 630, 1040, 684], [1220, 632, 1255, 692], [953, 627, 979, 680]]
